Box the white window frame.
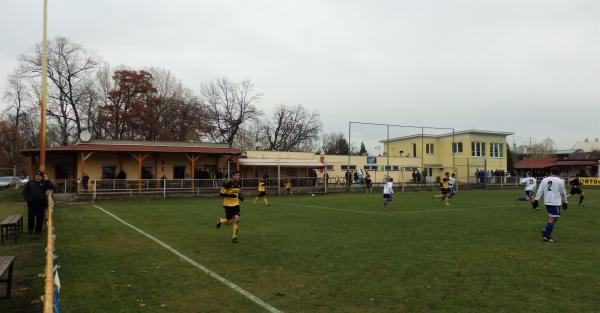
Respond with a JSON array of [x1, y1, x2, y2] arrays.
[[452, 142, 463, 153], [426, 143, 434, 154], [471, 142, 486, 157], [489, 143, 504, 158]]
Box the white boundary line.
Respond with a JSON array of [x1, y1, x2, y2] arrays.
[[93, 204, 282, 313], [287, 200, 600, 216]]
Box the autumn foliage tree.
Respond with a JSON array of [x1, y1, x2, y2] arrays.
[[96, 70, 160, 140]]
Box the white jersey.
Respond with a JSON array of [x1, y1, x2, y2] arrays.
[[534, 176, 567, 206], [383, 182, 394, 195], [520, 177, 537, 191], [449, 177, 456, 189]]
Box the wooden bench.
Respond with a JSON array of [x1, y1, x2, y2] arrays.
[[0, 256, 15, 298], [1, 214, 23, 245]]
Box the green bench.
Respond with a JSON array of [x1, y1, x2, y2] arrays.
[[1, 214, 23, 245], [0, 256, 15, 298]]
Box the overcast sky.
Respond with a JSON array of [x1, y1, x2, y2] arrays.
[[1, 0, 599, 150]]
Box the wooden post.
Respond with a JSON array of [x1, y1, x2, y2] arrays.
[[184, 153, 200, 190], [79, 152, 93, 177], [131, 153, 149, 191]]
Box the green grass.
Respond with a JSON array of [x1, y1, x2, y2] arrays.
[[0, 189, 45, 313], [6, 188, 600, 312]]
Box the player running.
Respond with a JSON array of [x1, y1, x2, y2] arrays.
[[216, 171, 244, 243], [433, 172, 451, 206], [567, 174, 586, 206], [383, 177, 394, 210], [448, 173, 457, 198], [253, 176, 270, 206], [518, 172, 537, 209], [532, 167, 568, 242]]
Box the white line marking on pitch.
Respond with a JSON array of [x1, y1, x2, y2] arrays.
[[286, 200, 600, 215], [93, 204, 282, 313]]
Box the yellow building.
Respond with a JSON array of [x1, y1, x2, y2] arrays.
[[242, 150, 422, 183], [381, 129, 513, 181]]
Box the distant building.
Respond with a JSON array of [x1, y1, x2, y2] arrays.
[[572, 138, 600, 153], [380, 129, 513, 181]]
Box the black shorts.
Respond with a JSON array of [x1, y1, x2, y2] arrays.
[[257, 191, 266, 197], [286, 188, 291, 192], [570, 188, 582, 195], [441, 188, 449, 194], [223, 206, 240, 220]]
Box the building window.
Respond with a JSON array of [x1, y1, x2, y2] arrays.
[[412, 143, 417, 157], [452, 142, 463, 153], [101, 165, 116, 179], [489, 143, 504, 158], [173, 166, 186, 179], [341, 165, 357, 170], [426, 144, 434, 154], [326, 165, 334, 170], [363, 165, 378, 170], [471, 142, 486, 157], [142, 166, 153, 179], [384, 165, 400, 171]]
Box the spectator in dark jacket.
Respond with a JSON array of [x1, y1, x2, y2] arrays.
[[22, 171, 54, 234]]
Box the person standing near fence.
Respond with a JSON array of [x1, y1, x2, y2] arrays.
[[284, 179, 293, 195], [365, 174, 373, 193], [22, 171, 55, 234], [532, 167, 568, 242], [253, 177, 270, 206], [81, 172, 90, 192], [216, 170, 244, 243]]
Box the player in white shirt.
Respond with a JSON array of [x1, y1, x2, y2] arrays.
[[448, 173, 457, 198], [518, 172, 537, 208], [383, 177, 394, 210], [533, 167, 568, 242]]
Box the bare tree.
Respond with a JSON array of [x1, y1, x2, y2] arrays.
[[146, 67, 212, 141], [233, 118, 267, 151], [19, 36, 98, 145], [200, 78, 262, 146], [263, 104, 321, 151]]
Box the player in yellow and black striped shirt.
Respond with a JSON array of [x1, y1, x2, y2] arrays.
[[433, 172, 451, 206], [216, 171, 244, 243], [253, 176, 270, 206]]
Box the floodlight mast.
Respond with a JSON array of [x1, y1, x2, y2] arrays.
[[348, 121, 456, 185]]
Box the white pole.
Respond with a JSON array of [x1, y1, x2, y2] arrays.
[[163, 179, 166, 199], [277, 159, 281, 195], [93, 180, 96, 203]]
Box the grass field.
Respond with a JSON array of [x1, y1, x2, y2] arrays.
[[4, 188, 600, 312]]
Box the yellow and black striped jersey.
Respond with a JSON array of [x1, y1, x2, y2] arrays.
[[220, 180, 241, 207], [284, 181, 292, 189], [258, 180, 266, 192], [440, 177, 449, 189]]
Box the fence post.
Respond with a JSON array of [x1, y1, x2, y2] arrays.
[[93, 180, 97, 203], [163, 179, 166, 199], [401, 166, 405, 193]]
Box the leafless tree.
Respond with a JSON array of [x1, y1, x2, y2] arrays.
[[233, 118, 267, 151], [19, 36, 98, 145], [263, 104, 321, 151], [200, 78, 262, 146]]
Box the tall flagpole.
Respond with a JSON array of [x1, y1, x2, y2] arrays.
[[39, 0, 48, 172]]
